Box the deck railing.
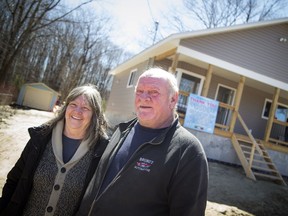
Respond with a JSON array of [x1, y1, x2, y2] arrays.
[[177, 95, 288, 149], [269, 119, 288, 147]]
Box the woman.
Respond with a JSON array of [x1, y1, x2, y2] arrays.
[[0, 84, 109, 216]]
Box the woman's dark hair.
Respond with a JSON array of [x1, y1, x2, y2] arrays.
[[46, 84, 108, 146]]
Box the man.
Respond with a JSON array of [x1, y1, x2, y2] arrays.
[[76, 68, 208, 216]]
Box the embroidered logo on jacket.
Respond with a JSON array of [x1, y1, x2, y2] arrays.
[[134, 157, 154, 172]]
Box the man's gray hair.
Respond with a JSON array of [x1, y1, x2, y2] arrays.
[[136, 68, 179, 95]]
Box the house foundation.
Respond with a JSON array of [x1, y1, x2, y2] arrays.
[[188, 128, 288, 177]]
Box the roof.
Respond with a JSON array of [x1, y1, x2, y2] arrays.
[[23, 82, 60, 95], [109, 18, 288, 76]]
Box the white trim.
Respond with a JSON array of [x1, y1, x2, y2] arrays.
[[214, 84, 236, 126], [24, 82, 60, 95], [262, 98, 288, 121], [109, 18, 288, 76], [170, 18, 288, 41], [178, 46, 288, 91], [214, 84, 237, 105], [126, 69, 137, 88], [175, 68, 205, 95]]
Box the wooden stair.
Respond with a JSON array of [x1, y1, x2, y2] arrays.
[[231, 133, 287, 186]]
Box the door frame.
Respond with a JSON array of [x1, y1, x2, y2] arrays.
[[175, 68, 205, 95], [214, 84, 236, 127]]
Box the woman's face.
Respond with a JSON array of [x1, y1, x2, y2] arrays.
[[64, 95, 93, 139]]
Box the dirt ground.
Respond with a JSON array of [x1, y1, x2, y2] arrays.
[[1, 106, 288, 216]]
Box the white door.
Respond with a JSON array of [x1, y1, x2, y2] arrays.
[[215, 84, 236, 127], [176, 70, 204, 114]]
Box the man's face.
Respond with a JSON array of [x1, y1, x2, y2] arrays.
[[135, 76, 178, 129]]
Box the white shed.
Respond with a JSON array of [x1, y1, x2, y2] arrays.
[[16, 83, 60, 111]]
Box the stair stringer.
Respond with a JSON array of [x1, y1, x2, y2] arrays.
[[231, 134, 256, 181]]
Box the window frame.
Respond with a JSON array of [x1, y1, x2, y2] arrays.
[[261, 98, 288, 122], [127, 69, 137, 88], [175, 68, 204, 95], [214, 84, 236, 105]]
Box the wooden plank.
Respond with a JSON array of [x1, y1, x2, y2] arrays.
[[252, 165, 277, 172], [214, 128, 232, 138], [269, 138, 288, 147], [215, 123, 229, 130], [237, 113, 263, 157], [264, 88, 280, 142], [232, 133, 286, 185], [229, 76, 245, 132], [201, 64, 213, 97], [231, 134, 256, 180], [273, 119, 288, 127], [252, 160, 274, 166], [240, 145, 252, 150], [254, 171, 286, 186], [170, 53, 179, 73], [254, 172, 283, 181], [235, 133, 260, 143], [155, 48, 177, 61], [219, 102, 235, 110], [262, 140, 288, 153], [242, 151, 270, 159]]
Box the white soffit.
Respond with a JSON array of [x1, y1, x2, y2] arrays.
[[178, 45, 288, 92]]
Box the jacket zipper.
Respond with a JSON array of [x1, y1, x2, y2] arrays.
[[88, 130, 131, 215], [87, 120, 174, 215], [88, 140, 160, 216]]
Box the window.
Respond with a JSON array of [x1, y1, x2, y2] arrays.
[[215, 84, 236, 126], [175, 69, 204, 114], [127, 69, 137, 88], [262, 99, 288, 122]]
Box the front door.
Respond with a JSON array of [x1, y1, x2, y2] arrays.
[[215, 85, 236, 127], [177, 71, 203, 114]]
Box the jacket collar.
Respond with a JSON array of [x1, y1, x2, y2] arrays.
[[118, 117, 180, 145]]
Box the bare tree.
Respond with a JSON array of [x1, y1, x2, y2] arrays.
[[166, 0, 287, 31], [0, 0, 94, 86], [49, 9, 123, 101], [0, 0, 136, 107]]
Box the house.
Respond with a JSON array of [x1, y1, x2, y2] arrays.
[[16, 83, 60, 111], [105, 18, 288, 185]]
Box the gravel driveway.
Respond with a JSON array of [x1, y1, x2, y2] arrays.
[[0, 107, 54, 190]]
